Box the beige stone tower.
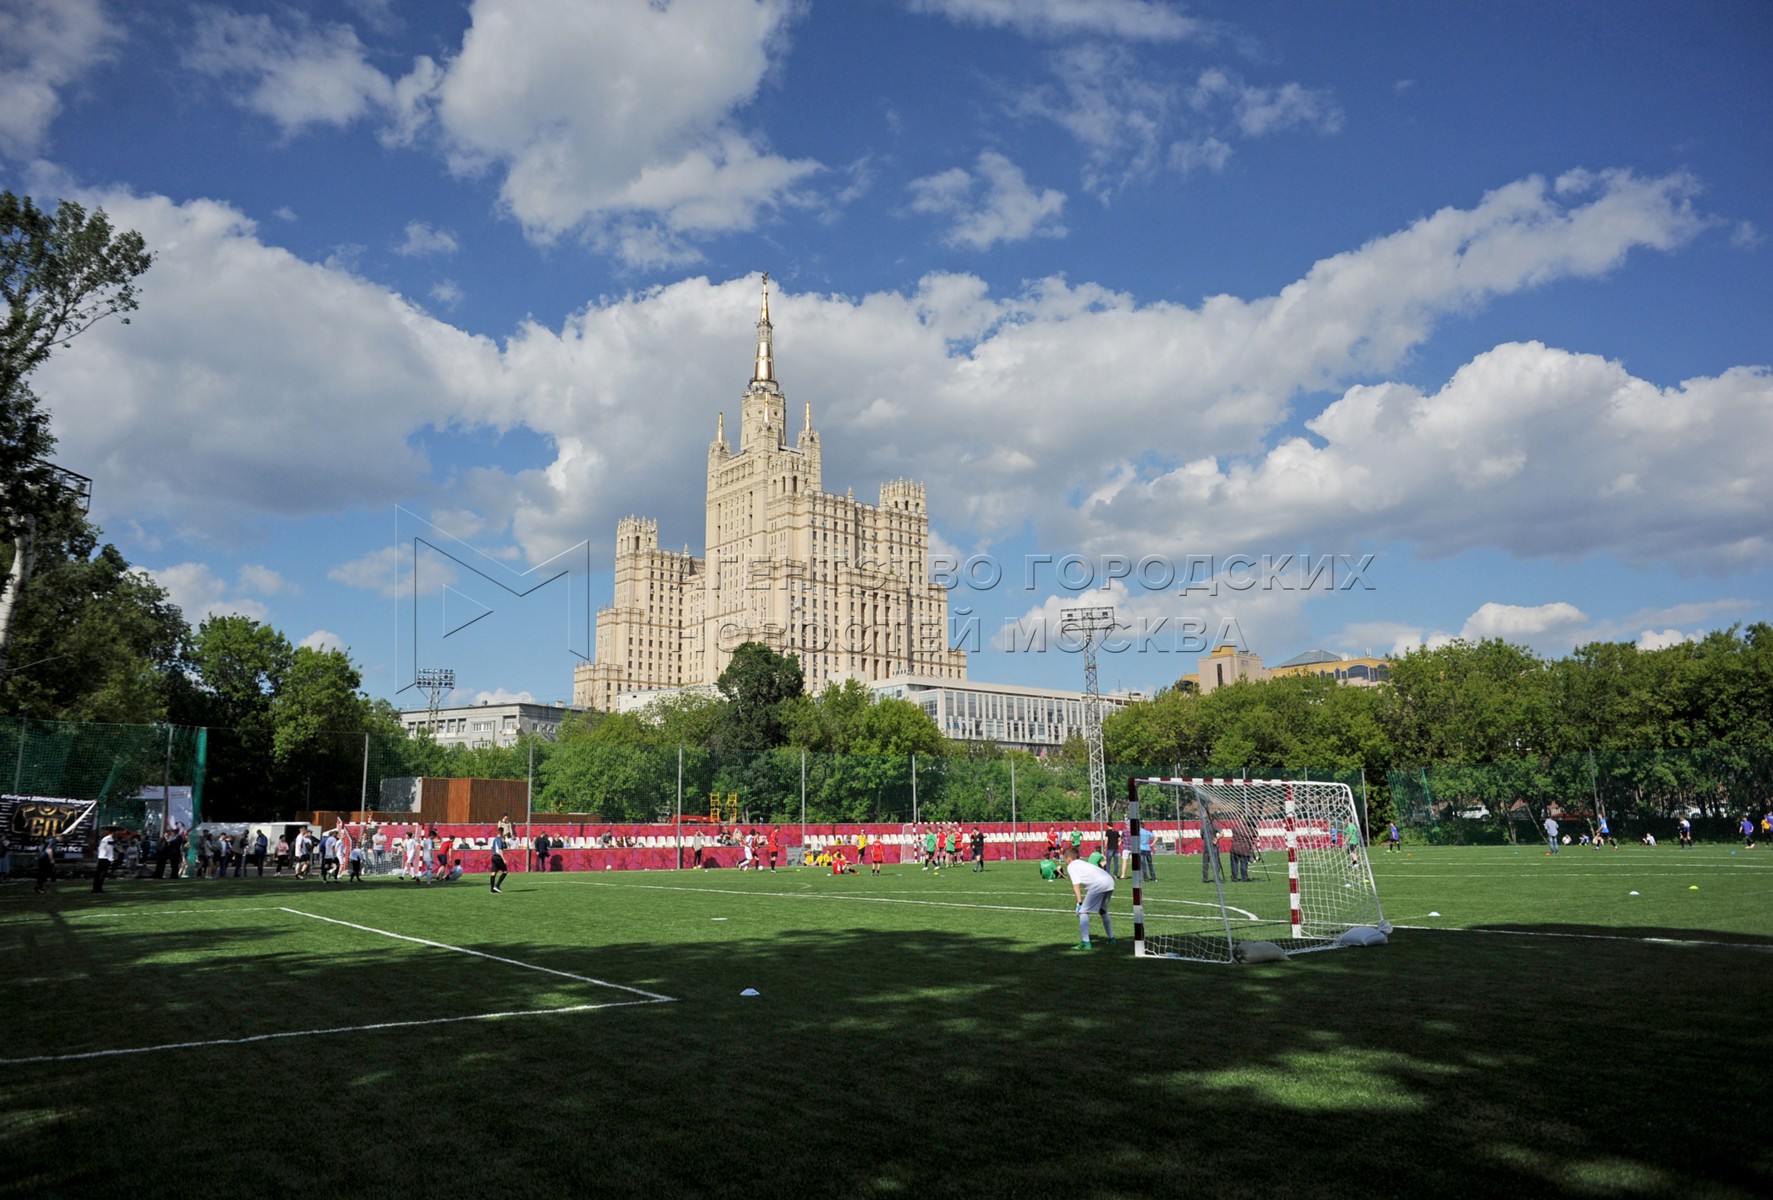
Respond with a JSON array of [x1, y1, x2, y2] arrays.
[[573, 276, 966, 711]]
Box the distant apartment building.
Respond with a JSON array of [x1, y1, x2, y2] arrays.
[[401, 701, 580, 750], [870, 676, 1144, 756], [1178, 645, 1391, 693], [1266, 649, 1391, 685]]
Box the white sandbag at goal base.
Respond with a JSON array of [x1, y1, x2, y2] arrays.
[[1126, 777, 1389, 964]]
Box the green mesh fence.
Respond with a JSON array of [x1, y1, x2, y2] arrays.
[[1389, 746, 1773, 843], [0, 718, 207, 850], [518, 743, 1366, 828]]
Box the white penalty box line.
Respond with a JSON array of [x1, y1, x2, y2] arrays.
[[279, 908, 674, 1002], [0, 907, 673, 1067]]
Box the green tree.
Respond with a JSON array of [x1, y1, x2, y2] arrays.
[[1, 192, 153, 686], [0, 536, 185, 723], [644, 689, 726, 746], [714, 641, 804, 755], [268, 645, 378, 815], [178, 616, 294, 819]]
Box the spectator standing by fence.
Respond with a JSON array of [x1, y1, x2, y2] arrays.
[[92, 830, 116, 892], [34, 836, 57, 893], [1227, 816, 1255, 882], [1200, 809, 1225, 884]]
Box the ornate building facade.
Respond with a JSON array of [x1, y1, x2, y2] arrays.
[[573, 279, 967, 711]]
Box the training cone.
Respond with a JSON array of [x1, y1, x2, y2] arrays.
[[1688, 885, 1699, 891], [1428, 911, 1441, 917], [740, 988, 760, 996], [1629, 890, 1639, 896]]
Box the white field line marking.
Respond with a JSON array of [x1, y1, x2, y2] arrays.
[[279, 908, 674, 1002], [1391, 923, 1773, 950], [0, 1001, 660, 1066], [1376, 867, 1773, 878], [570, 880, 1262, 924]]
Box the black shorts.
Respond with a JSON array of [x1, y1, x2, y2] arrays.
[[491, 854, 508, 873]]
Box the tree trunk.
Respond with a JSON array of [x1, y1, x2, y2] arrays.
[[0, 515, 35, 688]]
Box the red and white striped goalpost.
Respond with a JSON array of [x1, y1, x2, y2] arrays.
[[1126, 775, 1145, 956], [1284, 783, 1302, 939]]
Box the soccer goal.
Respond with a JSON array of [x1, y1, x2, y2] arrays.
[[1127, 777, 1388, 963]]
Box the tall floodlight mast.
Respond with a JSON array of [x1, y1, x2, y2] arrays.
[[1060, 606, 1117, 827], [415, 667, 455, 734]]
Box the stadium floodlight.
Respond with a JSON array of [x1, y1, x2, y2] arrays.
[[33, 461, 93, 514], [1060, 606, 1116, 827], [415, 667, 455, 733], [1126, 776, 1389, 963]]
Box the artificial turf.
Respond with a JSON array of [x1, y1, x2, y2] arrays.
[[1, 844, 1769, 1199]]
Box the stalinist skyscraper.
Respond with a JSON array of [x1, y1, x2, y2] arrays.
[[573, 277, 967, 711]]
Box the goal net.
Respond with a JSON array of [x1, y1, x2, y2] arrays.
[[1129, 778, 1387, 963]]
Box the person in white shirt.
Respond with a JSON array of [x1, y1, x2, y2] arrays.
[[93, 830, 117, 893], [1062, 845, 1116, 951], [294, 831, 312, 878]]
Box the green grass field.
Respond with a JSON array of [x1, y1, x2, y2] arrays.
[[3, 845, 1770, 1199]]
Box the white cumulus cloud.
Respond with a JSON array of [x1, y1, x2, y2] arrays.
[[1460, 601, 1588, 641], [0, 0, 124, 159], [396, 220, 458, 256], [149, 562, 273, 623], [909, 0, 1202, 42], [908, 151, 1067, 250], [34, 168, 1752, 590], [428, 0, 819, 262], [183, 7, 397, 133]]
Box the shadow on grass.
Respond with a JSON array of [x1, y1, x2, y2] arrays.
[[0, 889, 1769, 1200]]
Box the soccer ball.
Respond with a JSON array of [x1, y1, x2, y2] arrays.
[[604, 864, 612, 871]]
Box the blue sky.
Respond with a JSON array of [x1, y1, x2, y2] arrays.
[[5, 0, 1770, 708]]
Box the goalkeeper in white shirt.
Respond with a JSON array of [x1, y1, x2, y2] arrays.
[[1062, 845, 1116, 951]]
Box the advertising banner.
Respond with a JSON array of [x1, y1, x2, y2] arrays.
[[1, 795, 100, 855]]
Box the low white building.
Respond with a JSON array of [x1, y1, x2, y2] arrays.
[[400, 701, 581, 749], [870, 675, 1144, 755]]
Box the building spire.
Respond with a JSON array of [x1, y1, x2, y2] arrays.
[[752, 271, 774, 384]]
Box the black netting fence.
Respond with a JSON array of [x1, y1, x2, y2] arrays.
[[1389, 746, 1773, 844]]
